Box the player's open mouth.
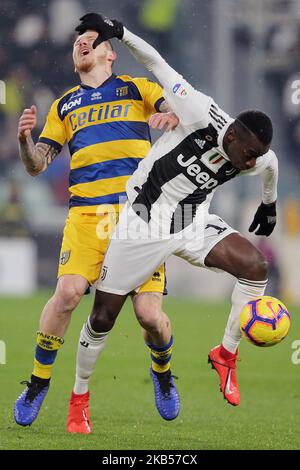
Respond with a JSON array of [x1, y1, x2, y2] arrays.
[[80, 49, 90, 57]]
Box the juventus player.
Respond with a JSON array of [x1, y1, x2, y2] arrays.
[[74, 14, 278, 417]]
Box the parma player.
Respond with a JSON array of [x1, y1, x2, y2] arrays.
[[69, 14, 278, 417], [14, 21, 179, 432]]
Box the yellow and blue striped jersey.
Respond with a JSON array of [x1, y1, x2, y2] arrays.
[[39, 74, 164, 210]]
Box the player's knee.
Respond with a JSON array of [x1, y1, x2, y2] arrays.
[[89, 304, 117, 332], [139, 314, 162, 335], [135, 303, 164, 335], [55, 277, 85, 312], [240, 251, 268, 281], [254, 254, 269, 280]]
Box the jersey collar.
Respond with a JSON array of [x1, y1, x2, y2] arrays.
[[217, 118, 234, 161], [80, 73, 116, 90]]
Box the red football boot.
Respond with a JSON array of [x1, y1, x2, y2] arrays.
[[67, 391, 92, 434], [208, 344, 240, 406]]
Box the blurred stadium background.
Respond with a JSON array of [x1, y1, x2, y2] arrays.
[[1, 0, 300, 301]]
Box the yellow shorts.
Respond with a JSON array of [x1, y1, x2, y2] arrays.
[[58, 206, 166, 294]]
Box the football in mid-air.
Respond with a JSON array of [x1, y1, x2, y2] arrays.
[[240, 296, 291, 347]]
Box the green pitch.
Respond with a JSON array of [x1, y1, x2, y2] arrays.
[[0, 292, 299, 450]]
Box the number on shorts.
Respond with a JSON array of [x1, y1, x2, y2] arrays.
[[205, 223, 227, 235]]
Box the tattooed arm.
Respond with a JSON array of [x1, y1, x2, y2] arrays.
[[18, 105, 60, 176], [19, 137, 60, 176]]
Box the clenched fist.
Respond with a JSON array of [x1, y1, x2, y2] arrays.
[[18, 105, 37, 142]]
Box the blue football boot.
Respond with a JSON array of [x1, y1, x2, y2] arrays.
[[150, 368, 180, 420], [14, 377, 49, 426]]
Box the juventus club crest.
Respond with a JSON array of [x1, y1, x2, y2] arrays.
[[101, 266, 108, 281]]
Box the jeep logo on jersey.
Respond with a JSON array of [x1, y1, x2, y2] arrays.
[[177, 154, 218, 190], [61, 98, 82, 113]]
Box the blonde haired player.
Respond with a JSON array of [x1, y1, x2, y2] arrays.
[[14, 22, 179, 433]]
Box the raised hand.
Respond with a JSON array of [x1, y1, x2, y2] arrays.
[[18, 105, 37, 142], [249, 202, 277, 236], [75, 13, 124, 48]]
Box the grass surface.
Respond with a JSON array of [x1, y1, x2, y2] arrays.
[[0, 291, 299, 450]]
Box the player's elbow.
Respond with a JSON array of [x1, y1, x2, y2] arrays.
[[26, 164, 45, 177], [26, 168, 40, 177]]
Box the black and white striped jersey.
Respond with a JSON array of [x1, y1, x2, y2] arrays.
[[123, 29, 278, 234]]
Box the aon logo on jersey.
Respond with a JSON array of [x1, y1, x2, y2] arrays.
[[177, 154, 218, 190]]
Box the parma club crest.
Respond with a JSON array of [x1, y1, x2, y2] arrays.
[[152, 271, 161, 282], [116, 86, 128, 97]]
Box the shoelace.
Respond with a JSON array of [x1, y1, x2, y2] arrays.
[[20, 380, 47, 403], [156, 372, 178, 396]]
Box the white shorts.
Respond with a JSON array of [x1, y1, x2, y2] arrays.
[[96, 203, 237, 295]]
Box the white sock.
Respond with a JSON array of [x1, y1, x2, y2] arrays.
[[73, 317, 108, 395], [222, 278, 268, 354]]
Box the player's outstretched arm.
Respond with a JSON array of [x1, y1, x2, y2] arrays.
[[75, 13, 211, 126], [76, 13, 172, 84], [120, 28, 210, 122], [18, 105, 59, 176]]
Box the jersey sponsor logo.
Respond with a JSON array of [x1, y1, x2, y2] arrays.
[[60, 250, 71, 265], [177, 153, 218, 190], [172, 83, 187, 98], [61, 98, 82, 113], [200, 151, 227, 174], [69, 103, 133, 131], [116, 86, 129, 97], [91, 91, 102, 101]]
